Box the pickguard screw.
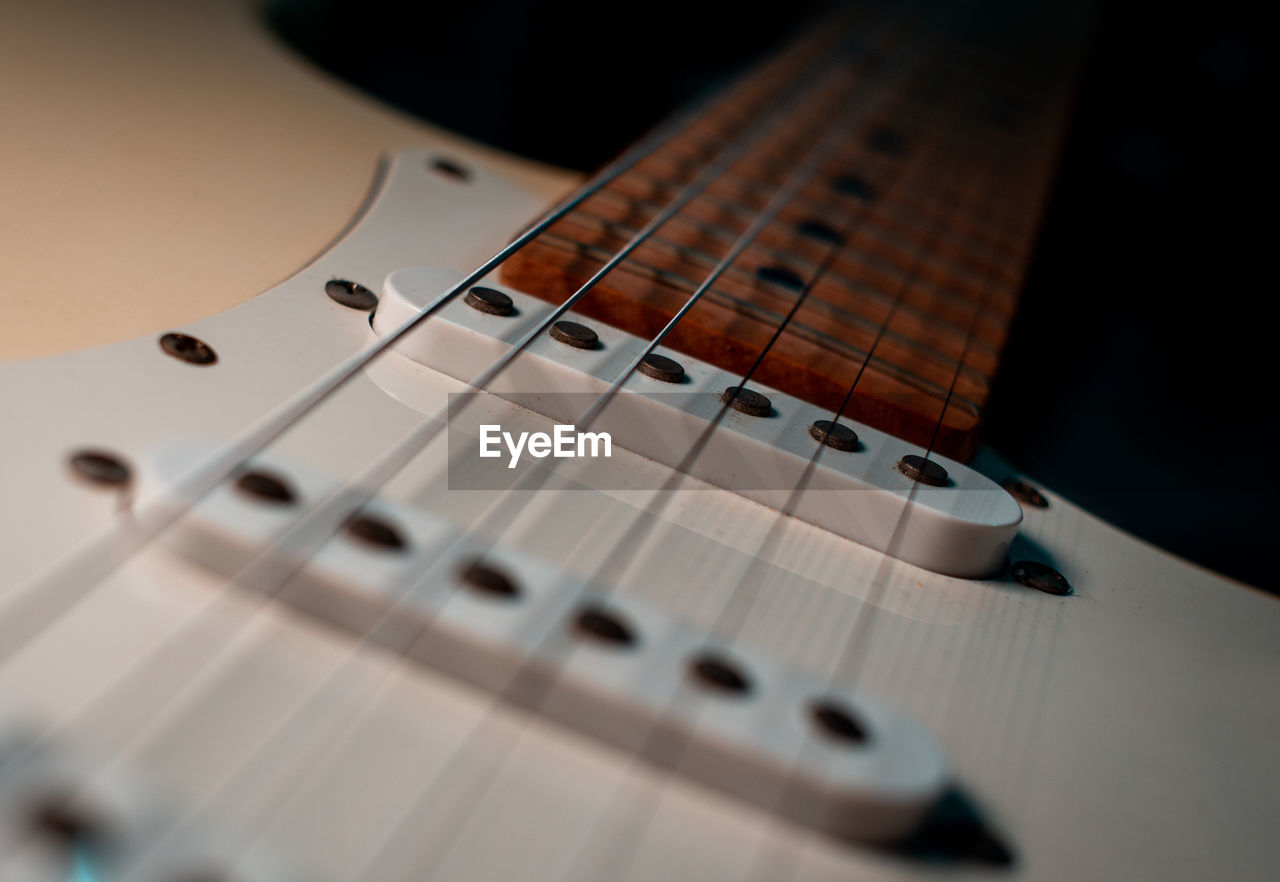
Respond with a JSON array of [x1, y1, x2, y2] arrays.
[[234, 470, 296, 505], [549, 320, 599, 350], [429, 156, 471, 181], [898, 454, 949, 486], [1011, 560, 1071, 595], [464, 286, 514, 316], [325, 279, 378, 311], [25, 792, 113, 851], [637, 353, 685, 383], [458, 559, 521, 599], [721, 385, 772, 417], [68, 450, 131, 488], [689, 651, 752, 696], [809, 419, 859, 451], [345, 514, 407, 551], [1001, 478, 1048, 508], [159, 333, 217, 366], [573, 604, 637, 647]]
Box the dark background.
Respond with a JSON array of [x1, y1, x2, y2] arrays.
[[268, 0, 1274, 592]]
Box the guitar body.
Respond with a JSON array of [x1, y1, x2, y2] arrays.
[[1, 2, 1276, 880]]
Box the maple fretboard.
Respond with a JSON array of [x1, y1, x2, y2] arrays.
[[501, 3, 1081, 460]]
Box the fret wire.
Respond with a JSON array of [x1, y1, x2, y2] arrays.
[[529, 231, 995, 405], [537, 218, 1008, 356]]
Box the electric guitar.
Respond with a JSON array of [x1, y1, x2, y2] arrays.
[[1, 1, 1276, 880]]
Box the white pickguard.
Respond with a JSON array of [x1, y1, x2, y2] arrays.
[[0, 1, 1278, 876], [0, 140, 1276, 881]]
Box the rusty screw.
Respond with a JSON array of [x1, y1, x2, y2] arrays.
[[1011, 560, 1071, 595], [159, 333, 217, 365], [325, 279, 378, 311]]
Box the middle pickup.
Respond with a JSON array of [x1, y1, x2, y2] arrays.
[[372, 267, 1020, 578]]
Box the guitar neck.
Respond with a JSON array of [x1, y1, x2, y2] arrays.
[[500, 2, 1084, 460]]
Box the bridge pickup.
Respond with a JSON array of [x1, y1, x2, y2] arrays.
[[371, 267, 1021, 578], [143, 446, 949, 844]]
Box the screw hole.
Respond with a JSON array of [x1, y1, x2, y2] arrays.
[[68, 449, 132, 488]]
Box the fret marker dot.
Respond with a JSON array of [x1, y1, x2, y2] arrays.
[[868, 128, 907, 156], [796, 219, 842, 243], [755, 265, 806, 291], [831, 174, 877, 200]]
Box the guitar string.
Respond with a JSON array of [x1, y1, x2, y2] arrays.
[[275, 22, 1026, 882], [0, 19, 876, 868], [0, 12, 840, 671], [279, 73, 906, 880], [730, 84, 1023, 882], [520, 45, 1011, 882], [739, 158, 1013, 882], [342, 41, 1001, 882], [107, 54, 900, 879]]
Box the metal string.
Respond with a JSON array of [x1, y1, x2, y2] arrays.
[[504, 45, 1013, 882], [344, 51, 964, 882], [0, 23, 869, 871], [118, 61, 883, 881], [0, 16, 839, 671]]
